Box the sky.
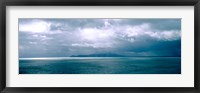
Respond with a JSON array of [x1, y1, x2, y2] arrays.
[[19, 19, 181, 58]]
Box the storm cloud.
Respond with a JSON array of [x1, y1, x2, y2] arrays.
[[19, 19, 181, 58]]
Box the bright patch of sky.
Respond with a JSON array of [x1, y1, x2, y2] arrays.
[[19, 19, 181, 57]]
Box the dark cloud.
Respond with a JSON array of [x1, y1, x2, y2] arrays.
[[19, 19, 181, 58]]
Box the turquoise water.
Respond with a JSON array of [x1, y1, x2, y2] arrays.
[[19, 57, 181, 74]]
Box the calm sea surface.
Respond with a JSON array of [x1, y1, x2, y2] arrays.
[[19, 57, 181, 74]]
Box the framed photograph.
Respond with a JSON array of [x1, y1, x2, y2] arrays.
[[1, 0, 200, 93]]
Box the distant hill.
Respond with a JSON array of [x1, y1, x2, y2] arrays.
[[70, 53, 125, 57]]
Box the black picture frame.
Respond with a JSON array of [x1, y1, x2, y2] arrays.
[[0, 0, 200, 93]]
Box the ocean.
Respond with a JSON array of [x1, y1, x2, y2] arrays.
[[19, 57, 181, 74]]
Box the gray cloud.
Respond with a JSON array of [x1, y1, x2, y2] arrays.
[[19, 18, 181, 58]]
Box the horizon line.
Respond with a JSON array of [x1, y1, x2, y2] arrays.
[[19, 56, 181, 59]]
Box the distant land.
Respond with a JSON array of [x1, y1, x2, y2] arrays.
[[69, 53, 181, 57], [70, 53, 180, 57], [70, 53, 125, 57]]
